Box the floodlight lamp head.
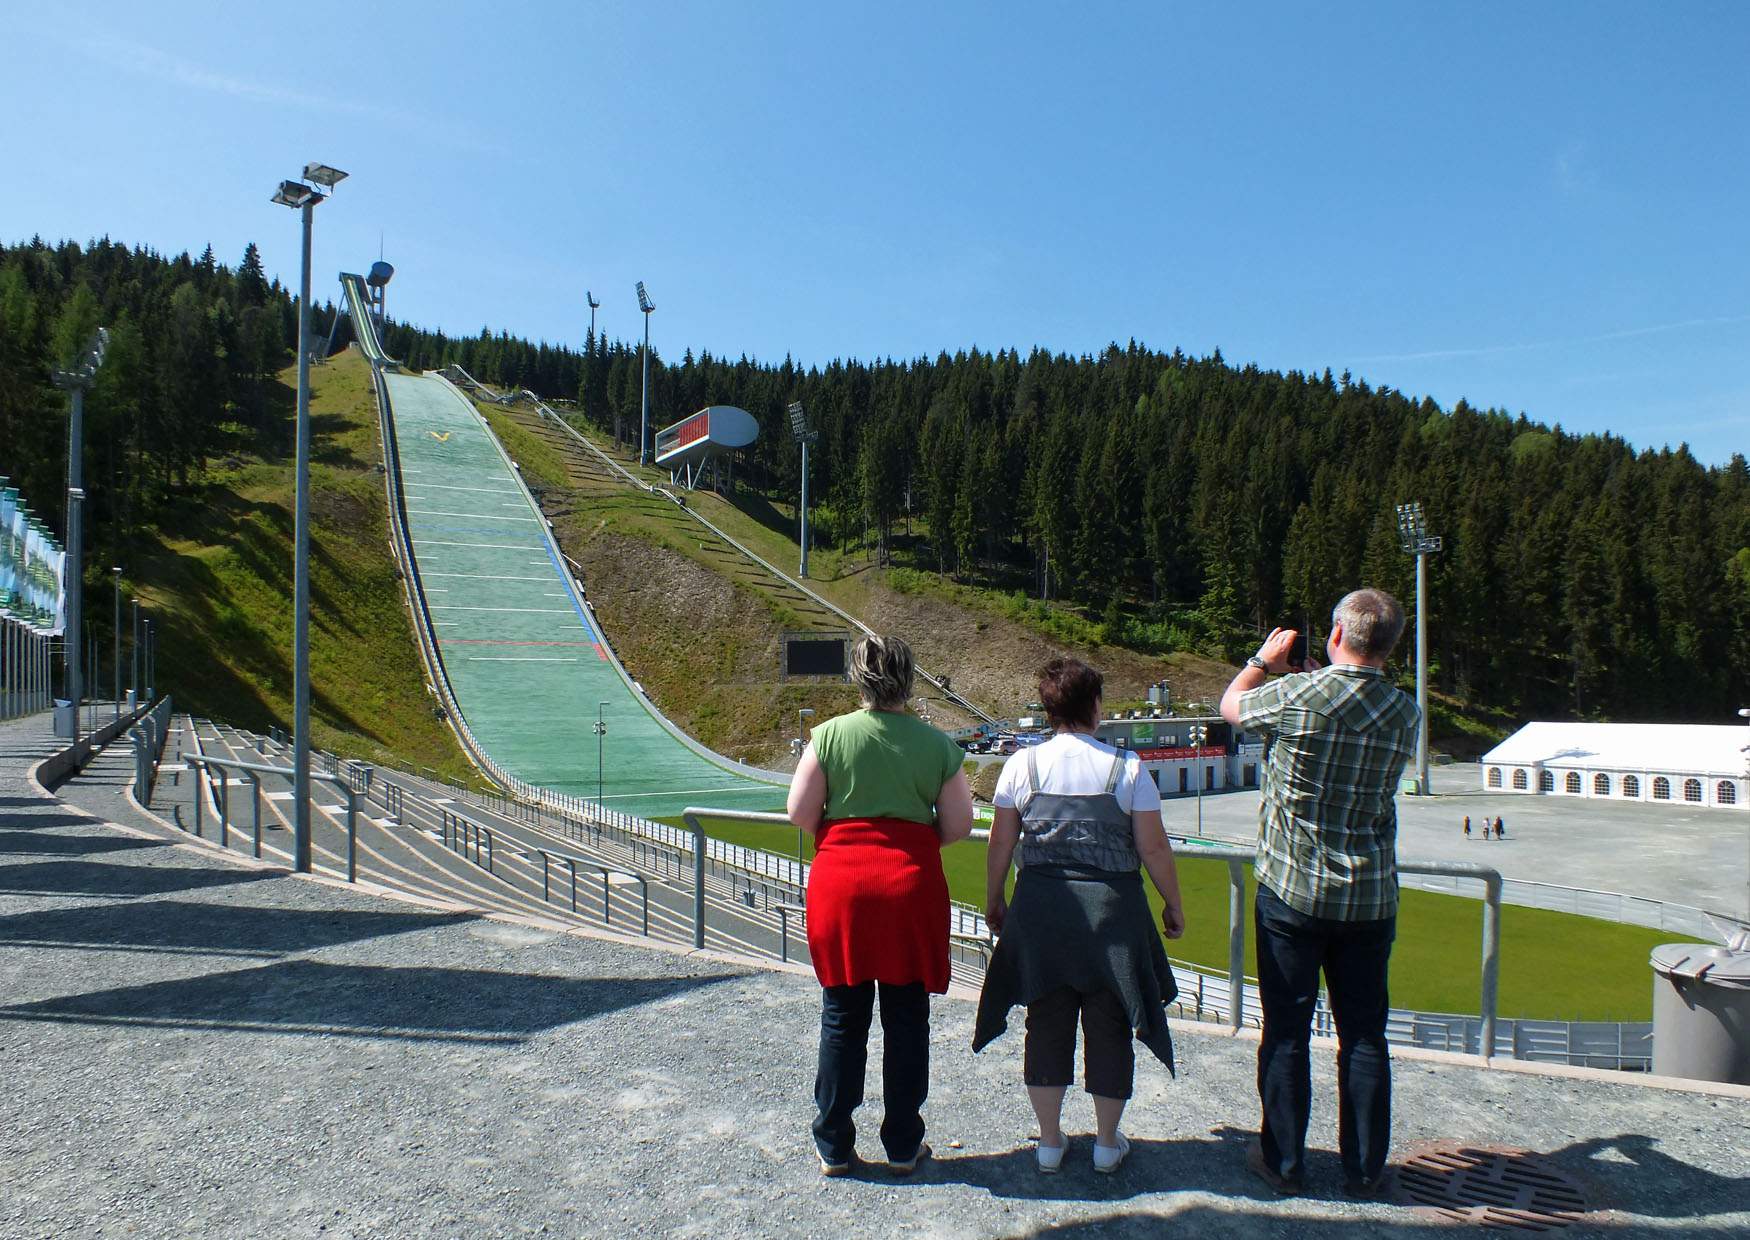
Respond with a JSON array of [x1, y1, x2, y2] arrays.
[[303, 162, 348, 189], [271, 180, 322, 209], [636, 281, 654, 313]]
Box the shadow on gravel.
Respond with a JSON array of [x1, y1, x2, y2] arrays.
[[0, 813, 109, 830], [0, 830, 166, 856], [917, 1129, 1286, 1205], [0, 898, 471, 957], [0, 860, 276, 899], [0, 960, 739, 1043]]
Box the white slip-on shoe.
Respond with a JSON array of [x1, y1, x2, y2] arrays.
[[1036, 1137, 1068, 1174], [1092, 1133, 1130, 1174]]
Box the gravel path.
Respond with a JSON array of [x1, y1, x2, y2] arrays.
[[2, 713, 1747, 1238]]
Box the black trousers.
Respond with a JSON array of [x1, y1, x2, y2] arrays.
[[813, 981, 929, 1163], [1022, 985, 1135, 1099], [1254, 883, 1395, 1184]]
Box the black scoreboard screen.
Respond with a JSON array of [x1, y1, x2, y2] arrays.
[[783, 633, 849, 679]]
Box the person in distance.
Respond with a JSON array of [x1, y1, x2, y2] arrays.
[[973, 657, 1185, 1176], [787, 634, 975, 1178], [1219, 588, 1419, 1198]]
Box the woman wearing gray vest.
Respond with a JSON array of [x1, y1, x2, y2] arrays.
[[973, 657, 1185, 1174]]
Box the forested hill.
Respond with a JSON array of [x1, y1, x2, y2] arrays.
[[388, 317, 1750, 725], [5, 236, 1747, 724]]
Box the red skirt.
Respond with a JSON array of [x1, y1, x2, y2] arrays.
[[806, 817, 950, 993]]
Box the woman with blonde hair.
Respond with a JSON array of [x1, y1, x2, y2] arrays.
[[974, 656, 1185, 1174], [788, 634, 974, 1177]]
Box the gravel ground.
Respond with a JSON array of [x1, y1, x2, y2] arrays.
[[3, 714, 1748, 1238]]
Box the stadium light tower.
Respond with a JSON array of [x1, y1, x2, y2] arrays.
[[1396, 501, 1443, 797], [595, 701, 610, 812], [52, 326, 109, 747], [274, 161, 345, 873], [788, 402, 818, 578], [636, 282, 655, 464], [586, 289, 600, 340]]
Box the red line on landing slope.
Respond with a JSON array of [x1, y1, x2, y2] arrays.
[[440, 639, 599, 648]]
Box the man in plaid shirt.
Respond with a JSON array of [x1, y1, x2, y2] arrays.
[[1219, 588, 1418, 1198]]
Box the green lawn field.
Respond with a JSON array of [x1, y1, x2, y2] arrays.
[[667, 814, 1691, 1023]]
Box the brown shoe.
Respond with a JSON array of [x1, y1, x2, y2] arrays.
[[1246, 1141, 1305, 1197]]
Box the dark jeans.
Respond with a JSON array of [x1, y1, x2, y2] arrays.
[[1254, 883, 1395, 1184], [1023, 985, 1135, 1099], [813, 981, 929, 1163]]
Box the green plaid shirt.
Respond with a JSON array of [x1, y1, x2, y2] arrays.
[[1238, 664, 1420, 921]]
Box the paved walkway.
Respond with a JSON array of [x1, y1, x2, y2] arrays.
[[2, 712, 1747, 1237], [1169, 763, 1750, 920]]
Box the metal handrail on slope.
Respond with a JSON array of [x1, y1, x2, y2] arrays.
[[522, 843, 651, 936], [182, 752, 361, 881]]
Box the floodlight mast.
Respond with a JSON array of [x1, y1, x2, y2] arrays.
[[788, 402, 818, 578], [586, 289, 600, 340], [272, 162, 344, 873], [636, 282, 655, 464], [52, 327, 109, 747], [1395, 501, 1442, 796]]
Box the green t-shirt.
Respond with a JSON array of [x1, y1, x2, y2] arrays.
[[811, 708, 964, 826]]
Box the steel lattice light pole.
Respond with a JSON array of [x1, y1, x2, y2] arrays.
[[1396, 501, 1442, 796], [110, 566, 121, 720], [274, 161, 346, 872], [788, 402, 818, 578], [51, 327, 109, 745], [636, 282, 655, 464], [586, 289, 599, 339]]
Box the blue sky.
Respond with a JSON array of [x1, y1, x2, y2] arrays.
[[5, 2, 1747, 463]]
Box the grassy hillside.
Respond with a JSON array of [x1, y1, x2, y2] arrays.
[[133, 349, 476, 781]]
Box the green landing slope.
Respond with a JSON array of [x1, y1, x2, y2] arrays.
[[384, 370, 785, 817]]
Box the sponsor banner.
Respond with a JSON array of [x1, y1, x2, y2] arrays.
[[0, 480, 66, 633], [1133, 745, 1226, 763]]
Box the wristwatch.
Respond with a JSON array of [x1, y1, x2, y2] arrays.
[[1245, 656, 1269, 673]]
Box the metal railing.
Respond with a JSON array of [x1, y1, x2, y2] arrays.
[[129, 696, 173, 802], [523, 844, 651, 935], [182, 753, 361, 880]]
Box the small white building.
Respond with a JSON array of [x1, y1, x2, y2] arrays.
[[1480, 722, 1750, 810]]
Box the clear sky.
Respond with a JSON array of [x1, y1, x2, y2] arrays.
[[5, 2, 1746, 463]]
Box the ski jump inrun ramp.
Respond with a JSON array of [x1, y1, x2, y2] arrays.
[[343, 278, 785, 818]]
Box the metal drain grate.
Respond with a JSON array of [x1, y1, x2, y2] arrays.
[[1394, 1142, 1589, 1231]]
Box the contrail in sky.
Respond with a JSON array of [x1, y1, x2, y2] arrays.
[[1354, 314, 1750, 364]]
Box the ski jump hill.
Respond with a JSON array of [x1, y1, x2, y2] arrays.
[[340, 273, 786, 819]]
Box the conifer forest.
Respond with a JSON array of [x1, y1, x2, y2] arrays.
[[5, 236, 1748, 723]]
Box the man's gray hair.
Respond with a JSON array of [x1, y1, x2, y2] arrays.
[[850, 634, 916, 710], [1331, 588, 1407, 660]]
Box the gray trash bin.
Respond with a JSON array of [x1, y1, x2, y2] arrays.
[[52, 699, 76, 738], [1650, 939, 1750, 1084]]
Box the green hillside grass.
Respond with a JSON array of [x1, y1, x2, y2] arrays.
[[675, 813, 1685, 1022], [135, 350, 476, 781]]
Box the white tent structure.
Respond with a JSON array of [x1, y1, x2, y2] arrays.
[[1480, 722, 1750, 810]]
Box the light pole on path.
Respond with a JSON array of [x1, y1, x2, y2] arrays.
[[1189, 723, 1207, 837], [111, 567, 121, 720], [788, 402, 817, 578], [274, 162, 346, 873], [595, 701, 610, 812], [52, 327, 108, 745], [1396, 501, 1442, 796]]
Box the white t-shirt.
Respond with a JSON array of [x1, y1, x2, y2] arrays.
[[992, 732, 1163, 816]]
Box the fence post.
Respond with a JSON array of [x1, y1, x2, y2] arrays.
[[215, 768, 230, 849], [1480, 871, 1502, 1059], [187, 760, 204, 837], [683, 810, 706, 949], [345, 786, 358, 882], [246, 771, 262, 858], [1226, 859, 1246, 1030]]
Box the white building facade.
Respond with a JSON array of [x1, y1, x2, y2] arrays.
[[1480, 722, 1750, 811]]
